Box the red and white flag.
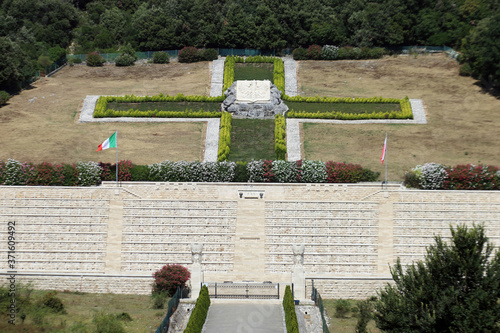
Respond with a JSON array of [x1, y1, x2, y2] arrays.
[[380, 134, 387, 164]]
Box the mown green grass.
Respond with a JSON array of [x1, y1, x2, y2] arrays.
[[285, 102, 400, 114], [234, 63, 274, 82], [322, 299, 381, 333], [0, 287, 170, 333], [229, 119, 275, 161], [107, 101, 221, 112]]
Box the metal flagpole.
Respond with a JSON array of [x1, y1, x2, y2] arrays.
[[385, 132, 388, 190], [116, 130, 118, 187]]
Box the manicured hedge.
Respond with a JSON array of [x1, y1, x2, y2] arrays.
[[93, 93, 224, 118], [184, 285, 210, 333], [285, 96, 413, 120], [274, 114, 286, 160], [217, 112, 232, 162], [283, 285, 299, 333], [293, 45, 388, 61]]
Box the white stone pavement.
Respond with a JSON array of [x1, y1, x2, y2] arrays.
[[284, 57, 298, 96], [210, 57, 226, 97]]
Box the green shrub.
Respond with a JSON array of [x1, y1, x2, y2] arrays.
[[130, 164, 149, 181], [199, 48, 218, 61], [292, 47, 308, 60], [48, 46, 67, 62], [184, 285, 210, 333], [93, 311, 125, 333], [459, 63, 473, 76], [115, 312, 133, 322], [355, 299, 373, 333], [62, 163, 78, 186], [152, 52, 170, 64], [233, 161, 249, 182], [115, 53, 136, 66], [0, 90, 10, 105], [151, 291, 169, 309], [40, 291, 65, 313], [153, 264, 191, 296], [178, 46, 200, 63], [68, 57, 83, 66], [38, 55, 53, 69], [335, 299, 351, 318], [86, 52, 105, 66], [283, 285, 299, 333], [119, 43, 137, 60]]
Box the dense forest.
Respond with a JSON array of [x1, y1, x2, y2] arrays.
[[1, 0, 499, 93]]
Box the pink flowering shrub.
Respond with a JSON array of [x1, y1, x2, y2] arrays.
[[325, 161, 379, 183], [152, 264, 191, 296], [30, 162, 64, 186], [118, 160, 133, 181], [262, 160, 274, 182], [443, 164, 499, 190]]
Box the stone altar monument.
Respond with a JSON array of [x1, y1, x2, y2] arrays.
[[222, 80, 288, 118]]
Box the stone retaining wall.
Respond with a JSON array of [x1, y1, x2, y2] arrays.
[[1, 183, 499, 298]]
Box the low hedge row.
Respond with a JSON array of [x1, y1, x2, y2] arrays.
[[0, 159, 379, 186], [222, 56, 285, 93], [405, 163, 500, 190], [217, 113, 232, 162], [283, 285, 299, 333], [183, 285, 210, 333], [285, 96, 413, 120], [94, 94, 224, 118], [275, 114, 286, 160], [293, 45, 388, 61]]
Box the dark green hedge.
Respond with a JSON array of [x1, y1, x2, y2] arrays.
[[184, 285, 210, 333], [283, 285, 299, 333]]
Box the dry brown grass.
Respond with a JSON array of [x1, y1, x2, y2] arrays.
[[0, 62, 211, 164], [1, 55, 498, 180], [298, 54, 500, 181]]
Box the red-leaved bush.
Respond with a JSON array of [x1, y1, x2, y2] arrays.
[[306, 45, 322, 60], [152, 264, 191, 296], [443, 164, 499, 190], [262, 160, 274, 182], [326, 161, 364, 183], [178, 46, 200, 63]]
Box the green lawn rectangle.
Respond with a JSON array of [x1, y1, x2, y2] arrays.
[[285, 101, 400, 114], [234, 63, 274, 82], [107, 101, 221, 112], [229, 119, 275, 161]]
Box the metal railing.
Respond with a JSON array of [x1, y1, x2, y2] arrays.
[[155, 287, 182, 333], [204, 282, 280, 299], [311, 281, 330, 333]]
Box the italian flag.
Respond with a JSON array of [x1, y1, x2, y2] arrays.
[[96, 132, 117, 151]]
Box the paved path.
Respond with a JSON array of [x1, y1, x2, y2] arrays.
[[203, 302, 286, 333]]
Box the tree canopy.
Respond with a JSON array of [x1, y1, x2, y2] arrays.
[[375, 224, 500, 332], [1, 0, 500, 92]]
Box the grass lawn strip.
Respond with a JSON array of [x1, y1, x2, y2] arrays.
[[107, 101, 221, 112], [234, 63, 274, 82], [286, 101, 400, 114], [229, 119, 275, 161]]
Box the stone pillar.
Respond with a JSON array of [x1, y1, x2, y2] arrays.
[[291, 244, 305, 301], [190, 243, 204, 299]]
